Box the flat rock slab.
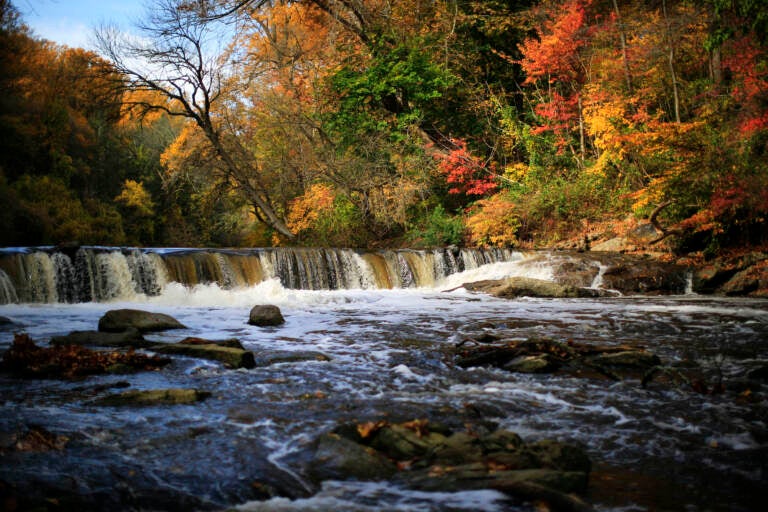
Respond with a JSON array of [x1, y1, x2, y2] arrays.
[[463, 277, 602, 298], [95, 388, 211, 406], [178, 337, 244, 350], [152, 343, 256, 369], [253, 350, 331, 367], [98, 309, 186, 333]]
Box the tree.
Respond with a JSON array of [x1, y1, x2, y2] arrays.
[[95, 0, 295, 239]]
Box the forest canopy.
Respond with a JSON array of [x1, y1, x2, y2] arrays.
[[1, 0, 766, 254]]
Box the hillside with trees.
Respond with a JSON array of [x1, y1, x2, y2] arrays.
[[1, 0, 766, 257]]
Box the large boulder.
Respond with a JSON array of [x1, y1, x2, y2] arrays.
[[598, 260, 687, 294], [248, 305, 285, 327], [306, 432, 398, 484], [98, 309, 186, 333]]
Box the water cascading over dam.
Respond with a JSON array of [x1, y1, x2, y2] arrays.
[[0, 246, 521, 304]]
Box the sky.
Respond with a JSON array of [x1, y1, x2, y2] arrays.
[[18, 0, 145, 49]]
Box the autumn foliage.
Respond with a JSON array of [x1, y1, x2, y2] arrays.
[[1, 0, 767, 253], [1, 333, 170, 379]]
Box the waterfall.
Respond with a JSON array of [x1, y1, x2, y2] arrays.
[[0, 269, 17, 304], [0, 246, 525, 304]]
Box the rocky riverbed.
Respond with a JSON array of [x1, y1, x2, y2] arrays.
[[1, 255, 767, 511]]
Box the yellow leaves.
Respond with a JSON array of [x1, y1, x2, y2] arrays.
[[160, 123, 208, 178], [465, 193, 520, 247], [286, 183, 336, 234], [504, 163, 529, 183], [115, 180, 155, 217]]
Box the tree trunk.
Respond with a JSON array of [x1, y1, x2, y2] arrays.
[[612, 0, 633, 93], [203, 126, 296, 239], [662, 0, 681, 123]]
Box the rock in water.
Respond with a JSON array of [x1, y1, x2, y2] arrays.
[[95, 388, 211, 406], [152, 343, 256, 369], [248, 305, 285, 327], [50, 328, 152, 348], [98, 309, 186, 333]]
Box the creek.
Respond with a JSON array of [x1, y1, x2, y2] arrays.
[[0, 247, 766, 511]]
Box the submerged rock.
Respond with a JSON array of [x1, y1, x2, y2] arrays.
[[456, 336, 661, 381], [50, 328, 152, 348], [95, 388, 211, 406], [253, 350, 331, 367], [0, 315, 13, 326], [248, 305, 285, 326], [98, 309, 186, 333], [152, 343, 256, 369]]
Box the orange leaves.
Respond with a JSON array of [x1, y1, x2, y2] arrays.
[[465, 194, 520, 247], [357, 420, 388, 439], [286, 183, 336, 234], [519, 0, 593, 85]]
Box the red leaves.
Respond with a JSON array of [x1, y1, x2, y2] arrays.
[[1, 333, 171, 380], [435, 139, 497, 196]]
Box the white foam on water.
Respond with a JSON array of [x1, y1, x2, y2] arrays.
[[236, 481, 510, 512]]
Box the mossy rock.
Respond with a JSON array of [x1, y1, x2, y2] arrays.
[[152, 343, 255, 369]]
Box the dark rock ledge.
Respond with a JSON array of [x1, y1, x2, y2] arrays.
[[298, 419, 593, 512]]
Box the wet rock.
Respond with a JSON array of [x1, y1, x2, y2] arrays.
[[50, 328, 152, 348], [0, 425, 69, 453], [94, 388, 211, 406], [552, 259, 600, 288], [599, 260, 687, 294], [463, 277, 583, 298], [253, 350, 331, 367], [693, 252, 768, 296], [152, 343, 256, 369], [588, 350, 661, 368], [1, 333, 171, 379], [248, 304, 285, 326], [408, 465, 589, 495], [503, 354, 560, 373], [721, 264, 768, 296], [98, 309, 186, 333], [307, 432, 398, 483], [305, 419, 592, 511], [456, 336, 661, 382], [0, 315, 13, 326], [369, 422, 448, 461], [179, 336, 244, 349]]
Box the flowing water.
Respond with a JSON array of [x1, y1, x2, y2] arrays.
[[0, 247, 766, 511]]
